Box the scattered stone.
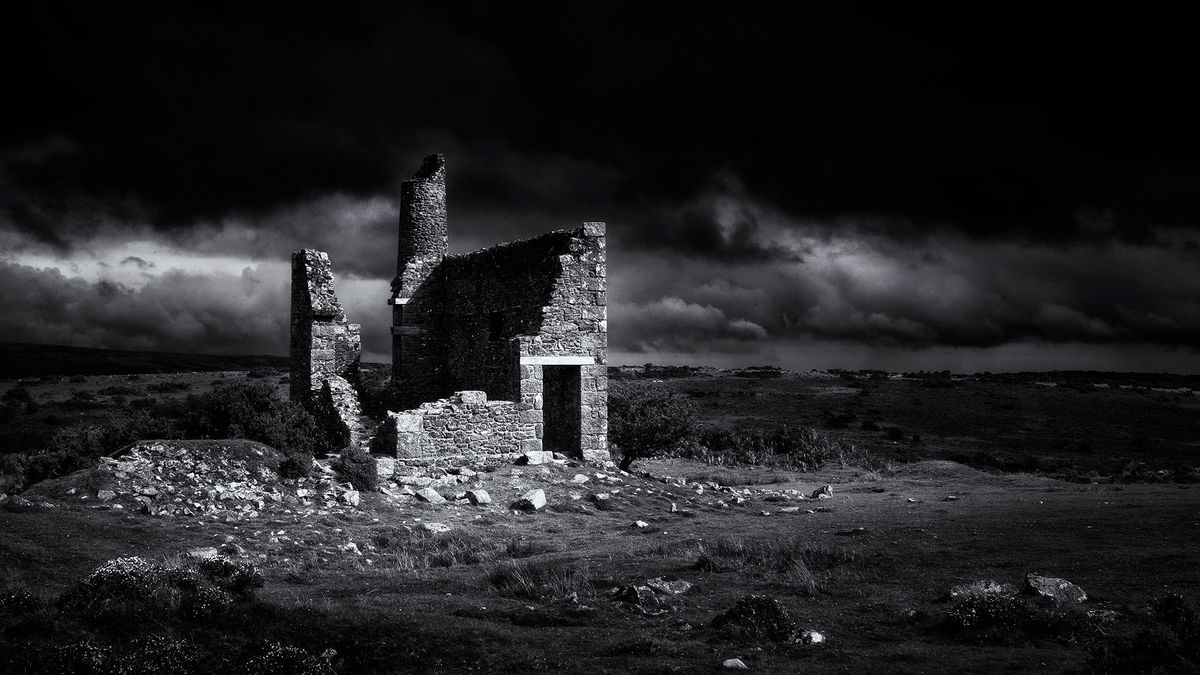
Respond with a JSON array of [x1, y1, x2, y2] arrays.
[[97, 489, 117, 502], [341, 489, 361, 507], [722, 658, 749, 670], [416, 487, 446, 504], [949, 580, 1017, 600], [188, 547, 220, 560], [907, 497, 920, 503], [517, 451, 553, 466], [453, 467, 478, 477], [632, 520, 650, 529], [219, 542, 247, 557], [779, 506, 801, 513], [339, 542, 362, 555], [801, 629, 825, 644], [513, 489, 546, 511], [589, 493, 610, 502], [646, 577, 692, 595], [760, 511, 771, 516], [943, 495, 959, 501], [1025, 574, 1087, 604], [670, 502, 678, 513], [466, 490, 492, 505], [616, 585, 660, 607], [396, 475, 434, 488], [571, 473, 590, 484], [422, 522, 452, 534], [810, 485, 833, 499]]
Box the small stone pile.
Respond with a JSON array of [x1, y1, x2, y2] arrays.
[[35, 440, 363, 521]]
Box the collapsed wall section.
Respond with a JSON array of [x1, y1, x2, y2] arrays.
[[370, 391, 537, 463], [290, 249, 364, 450]]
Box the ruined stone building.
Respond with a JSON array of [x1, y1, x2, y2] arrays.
[[291, 155, 608, 465]]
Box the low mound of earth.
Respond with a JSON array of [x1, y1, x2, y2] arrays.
[[24, 440, 363, 520]]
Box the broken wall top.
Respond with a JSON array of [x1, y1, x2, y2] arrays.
[[294, 249, 346, 321]]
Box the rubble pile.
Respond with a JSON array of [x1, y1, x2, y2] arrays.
[[31, 440, 363, 521]]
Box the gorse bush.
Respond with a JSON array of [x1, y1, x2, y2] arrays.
[[184, 381, 335, 459], [608, 382, 697, 470], [688, 425, 847, 471], [58, 555, 265, 619], [0, 410, 173, 491]]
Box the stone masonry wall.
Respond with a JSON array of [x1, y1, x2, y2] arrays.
[[290, 249, 364, 450], [371, 391, 535, 462]]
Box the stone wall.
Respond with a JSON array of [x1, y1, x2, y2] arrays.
[[290, 249, 364, 450], [371, 391, 536, 463]]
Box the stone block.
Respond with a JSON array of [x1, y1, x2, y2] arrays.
[[517, 450, 553, 465], [513, 488, 546, 511], [416, 487, 446, 504], [466, 490, 492, 505], [456, 390, 488, 405], [375, 457, 396, 479], [391, 412, 423, 432]]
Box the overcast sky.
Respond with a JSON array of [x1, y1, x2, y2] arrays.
[[2, 5, 1198, 372]]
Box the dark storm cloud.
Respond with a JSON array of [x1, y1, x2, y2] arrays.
[[0, 261, 288, 355], [3, 5, 1200, 369]]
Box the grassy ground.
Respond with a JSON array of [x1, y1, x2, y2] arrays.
[[3, 456, 1198, 673], [636, 370, 1200, 480]]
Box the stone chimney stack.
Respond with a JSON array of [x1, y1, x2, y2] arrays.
[[391, 154, 447, 397], [393, 153, 447, 299]]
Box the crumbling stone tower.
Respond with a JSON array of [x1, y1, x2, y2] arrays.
[[290, 249, 365, 449], [390, 154, 447, 401], [383, 154, 609, 463]]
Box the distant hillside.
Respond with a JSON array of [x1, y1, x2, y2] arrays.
[[0, 341, 290, 377]]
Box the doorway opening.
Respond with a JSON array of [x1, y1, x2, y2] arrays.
[[542, 365, 581, 457]]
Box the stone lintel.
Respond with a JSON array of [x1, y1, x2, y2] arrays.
[[519, 355, 595, 366]]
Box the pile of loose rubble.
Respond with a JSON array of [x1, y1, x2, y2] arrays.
[[26, 440, 363, 521]]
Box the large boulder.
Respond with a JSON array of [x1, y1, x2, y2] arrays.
[[1024, 574, 1087, 604]]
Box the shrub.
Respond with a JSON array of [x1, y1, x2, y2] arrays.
[[246, 367, 280, 379], [940, 593, 1093, 644], [7, 411, 174, 490], [0, 586, 41, 615], [683, 424, 872, 471], [195, 556, 265, 599], [236, 641, 335, 675], [333, 450, 378, 491], [183, 381, 335, 458], [278, 454, 313, 480], [711, 595, 803, 643], [608, 382, 696, 470]]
